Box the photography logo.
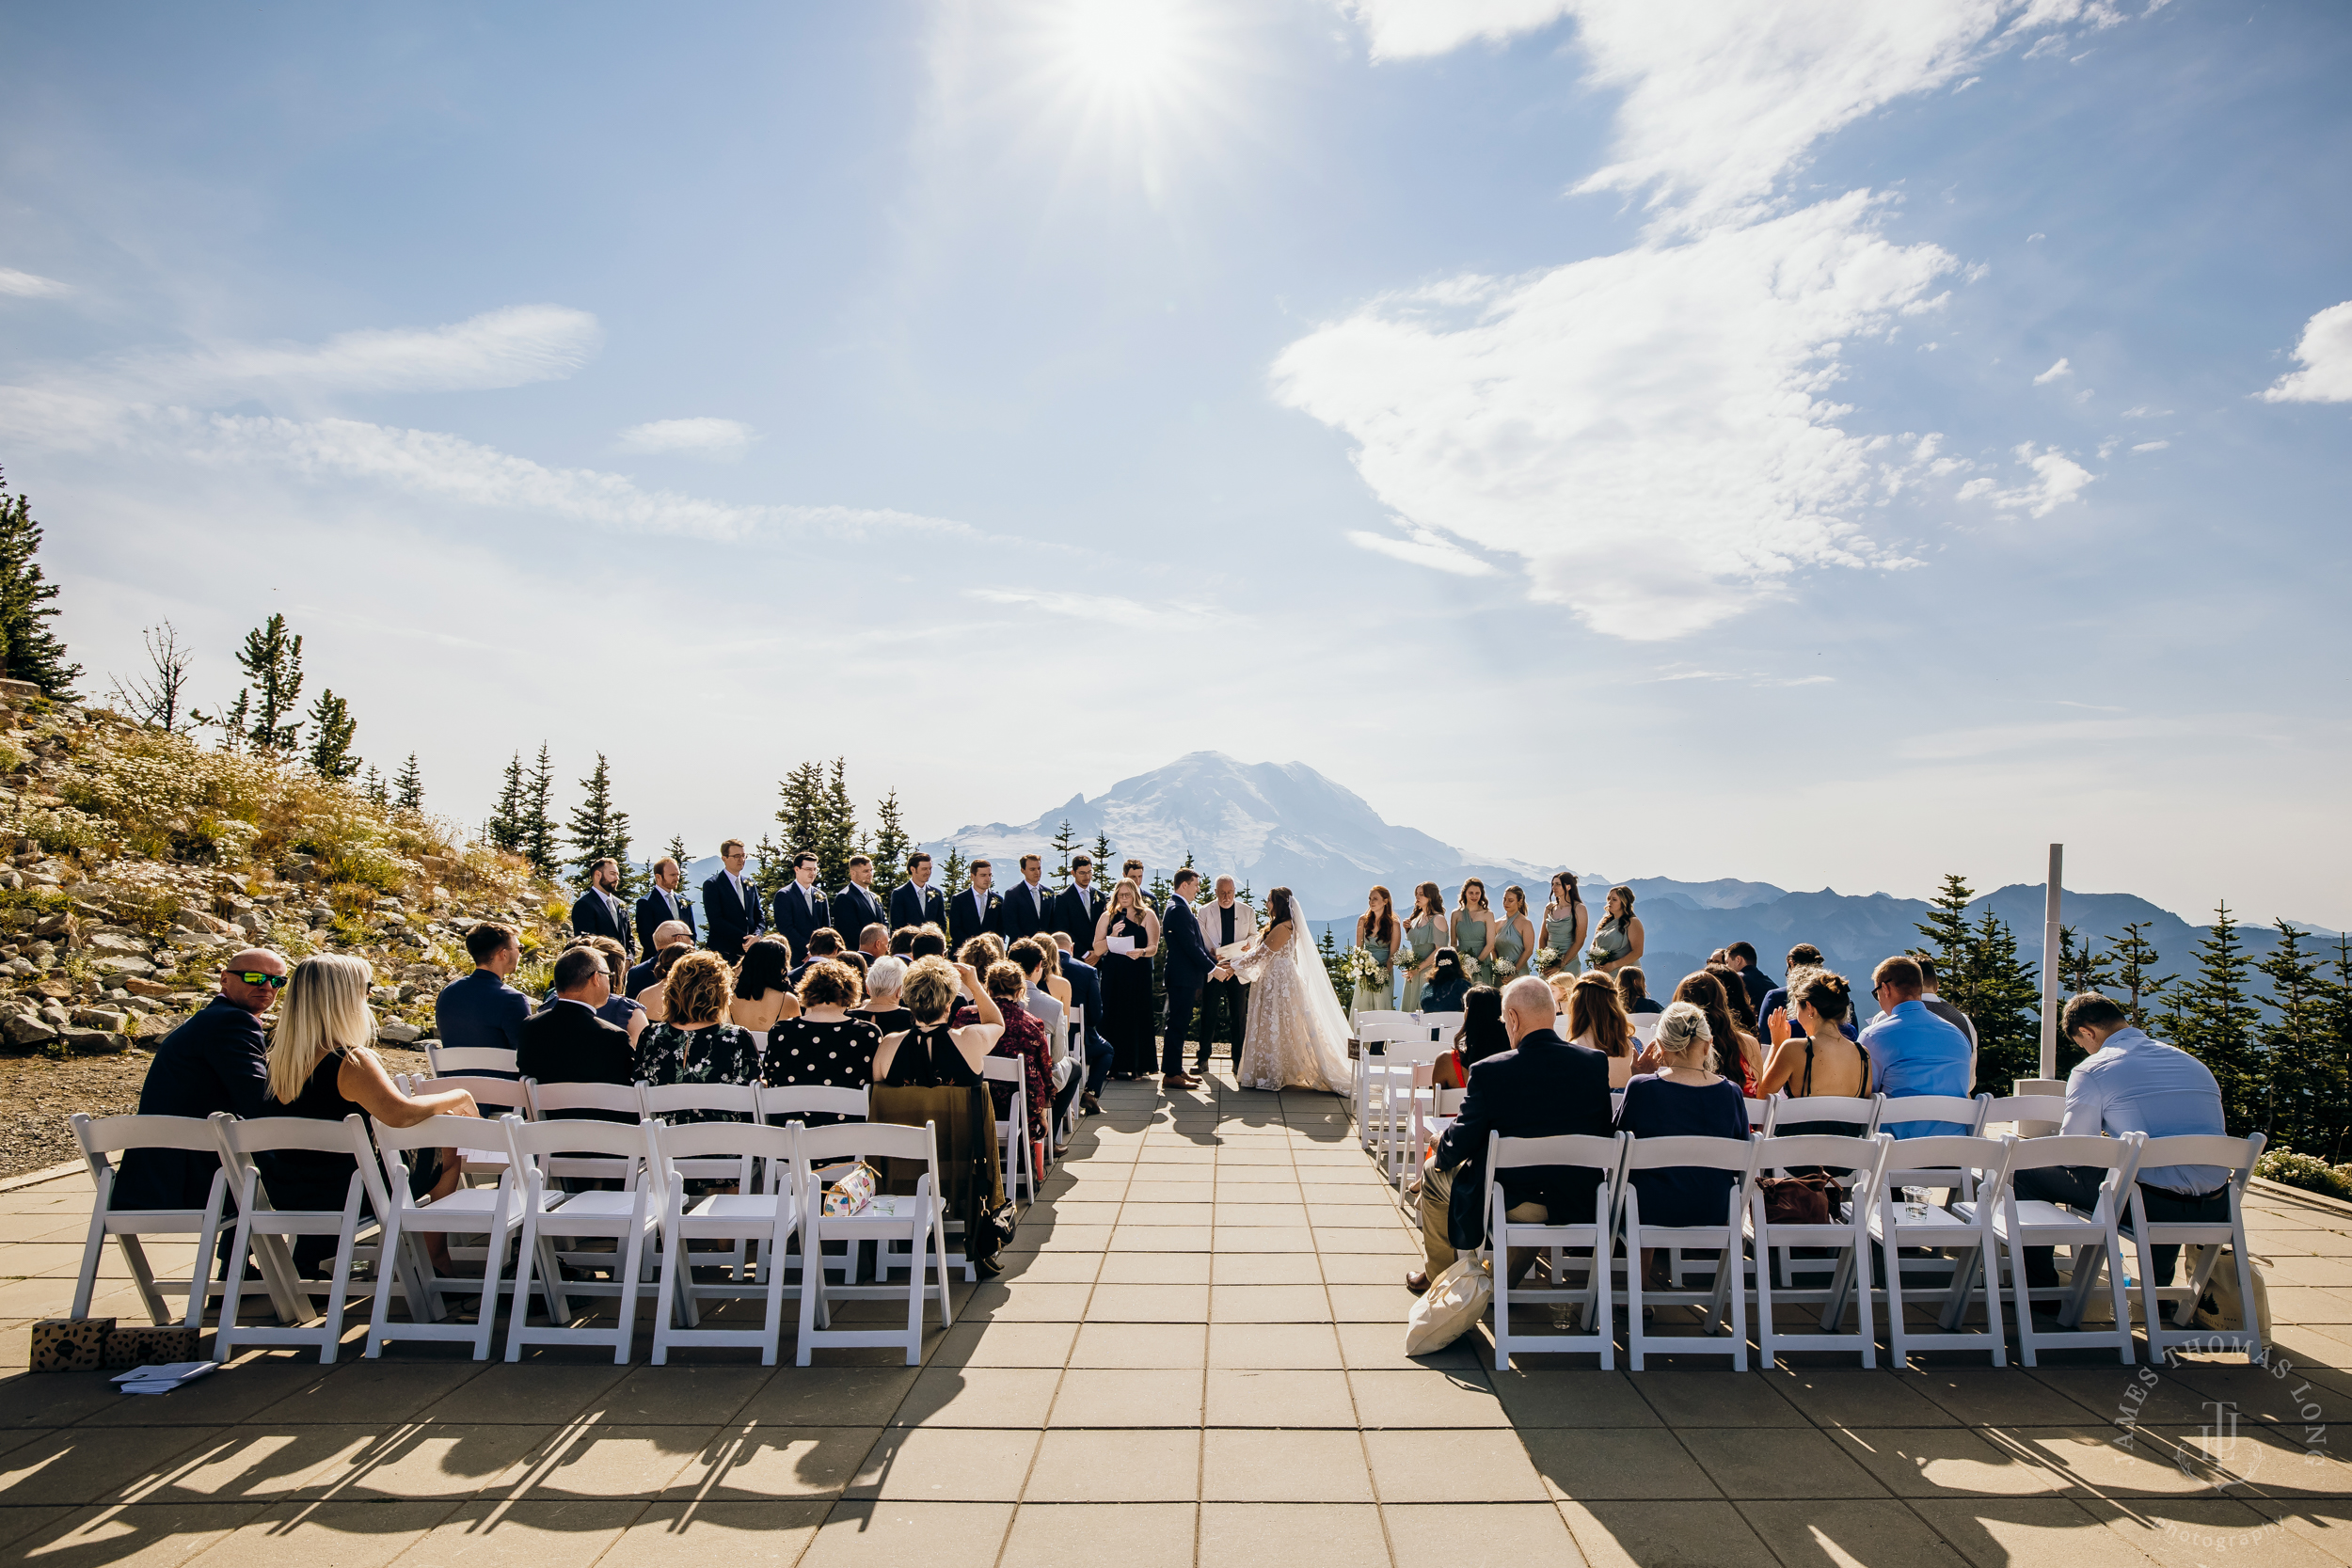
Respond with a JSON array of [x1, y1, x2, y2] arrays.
[[2112, 1347, 2331, 1553]]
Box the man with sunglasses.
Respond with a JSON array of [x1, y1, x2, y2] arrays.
[[112, 949, 290, 1211]]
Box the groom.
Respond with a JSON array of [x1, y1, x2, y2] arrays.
[[1160, 870, 1227, 1090]]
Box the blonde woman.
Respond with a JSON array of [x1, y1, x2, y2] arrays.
[[632, 950, 761, 1120], [1540, 872, 1587, 977], [1400, 881, 1446, 1010], [262, 953, 474, 1272], [1451, 879, 1499, 987], [1614, 1001, 1749, 1281], [1090, 878, 1160, 1079], [872, 956, 1005, 1085], [1492, 885, 1536, 985]]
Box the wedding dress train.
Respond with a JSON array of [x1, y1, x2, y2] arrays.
[[1231, 900, 1356, 1094]]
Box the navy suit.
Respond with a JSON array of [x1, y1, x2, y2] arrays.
[[516, 998, 635, 1101], [890, 880, 946, 934], [624, 955, 660, 999], [1433, 1029, 1615, 1250], [113, 997, 270, 1211], [434, 969, 532, 1076], [1003, 879, 1055, 941], [633, 886, 695, 957], [950, 887, 1005, 947], [702, 871, 766, 961], [1160, 898, 1218, 1077], [570, 887, 633, 957], [771, 880, 831, 960], [1053, 883, 1107, 957], [828, 882, 887, 944], [1058, 951, 1115, 1095]]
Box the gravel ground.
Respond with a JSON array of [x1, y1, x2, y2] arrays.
[[0, 1043, 434, 1180]]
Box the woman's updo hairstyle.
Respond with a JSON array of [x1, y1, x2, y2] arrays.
[[984, 959, 1028, 1003], [1793, 970, 1852, 1024], [1429, 947, 1467, 988], [902, 956, 960, 1024], [1654, 1000, 1716, 1072]]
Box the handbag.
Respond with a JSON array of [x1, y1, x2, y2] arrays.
[[819, 1160, 879, 1217], [1403, 1254, 1491, 1355], [1758, 1173, 1843, 1227]]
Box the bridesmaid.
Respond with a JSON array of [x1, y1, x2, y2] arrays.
[[1491, 885, 1535, 985], [1589, 884, 1645, 975], [1400, 881, 1445, 1011], [1451, 879, 1498, 987], [1540, 871, 1587, 978], [1351, 885, 1398, 1021]]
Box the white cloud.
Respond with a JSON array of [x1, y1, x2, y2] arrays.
[[158, 304, 600, 397], [1343, 0, 1574, 60], [2261, 300, 2352, 404], [2131, 439, 2169, 451], [965, 587, 1224, 632], [1654, 663, 1835, 688], [617, 417, 755, 456], [1344, 525, 1497, 577], [0, 268, 71, 299], [2120, 404, 2171, 417], [2032, 356, 2072, 384], [1958, 441, 2093, 517]]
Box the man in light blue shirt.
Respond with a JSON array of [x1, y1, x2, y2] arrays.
[[2016, 992, 2231, 1293], [1859, 956, 1973, 1137]]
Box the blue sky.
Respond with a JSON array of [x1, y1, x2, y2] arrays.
[[1, 0, 2345, 927]]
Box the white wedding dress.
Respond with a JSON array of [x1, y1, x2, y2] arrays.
[[1231, 903, 1356, 1094]]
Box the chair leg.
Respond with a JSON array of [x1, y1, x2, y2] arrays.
[[612, 1225, 648, 1367], [117, 1233, 172, 1326], [215, 1208, 260, 1363], [471, 1227, 509, 1362], [651, 1221, 681, 1366], [795, 1230, 824, 1366], [506, 1214, 541, 1363], [759, 1226, 787, 1369]]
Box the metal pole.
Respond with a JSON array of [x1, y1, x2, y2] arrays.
[[2039, 843, 2062, 1080]]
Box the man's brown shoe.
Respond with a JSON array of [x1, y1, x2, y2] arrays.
[[1406, 1270, 1431, 1294], [1162, 1072, 1200, 1090]]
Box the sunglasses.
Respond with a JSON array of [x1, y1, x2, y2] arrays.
[[233, 971, 291, 989]]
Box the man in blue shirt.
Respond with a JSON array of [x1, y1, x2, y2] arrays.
[[434, 922, 531, 1075], [1859, 955, 1972, 1136], [2015, 992, 2230, 1293]]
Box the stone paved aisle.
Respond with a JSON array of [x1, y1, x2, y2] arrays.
[[7, 1070, 2352, 1566]]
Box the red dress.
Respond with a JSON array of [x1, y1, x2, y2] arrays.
[[991, 1003, 1056, 1180]]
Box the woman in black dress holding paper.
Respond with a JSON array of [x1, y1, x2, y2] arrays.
[[1091, 878, 1160, 1079]]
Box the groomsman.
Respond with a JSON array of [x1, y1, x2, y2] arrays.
[[700, 839, 767, 962], [890, 851, 948, 931], [772, 851, 829, 958], [569, 858, 635, 958], [829, 854, 887, 941], [633, 856, 696, 956], [1003, 854, 1054, 940], [1053, 855, 1107, 956], [952, 859, 1005, 945]]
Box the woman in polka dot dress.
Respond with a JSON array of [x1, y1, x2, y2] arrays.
[[761, 958, 882, 1123]]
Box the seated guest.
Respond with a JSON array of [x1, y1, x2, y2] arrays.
[[1860, 955, 1972, 1136], [1674, 972, 1760, 1097], [1701, 964, 1766, 1093], [633, 951, 760, 1119], [984, 959, 1057, 1180], [1753, 943, 1836, 1042], [1616, 1002, 1750, 1285], [1036, 935, 1073, 1014], [788, 927, 845, 987], [852, 955, 914, 1037], [625, 920, 693, 999], [1616, 965, 1663, 1016], [436, 922, 530, 1074], [518, 945, 635, 1093], [263, 954, 476, 1271], [2019, 993, 2230, 1294], [633, 942, 694, 1022], [114, 949, 286, 1211], [1410, 976, 1613, 1292], [1052, 933, 1113, 1114], [858, 923, 891, 962], [1433, 985, 1507, 1089], [908, 925, 950, 962], [957, 932, 1008, 974], [732, 936, 802, 1039], [889, 925, 920, 958], [1564, 971, 1640, 1089], [1724, 941, 1775, 1022], [835, 950, 869, 984], [764, 958, 883, 1117], [1756, 971, 1870, 1132], [542, 934, 645, 1048], [1008, 938, 1067, 1044], [1417, 946, 1470, 1015], [1015, 939, 1082, 1133], [872, 957, 1004, 1085]]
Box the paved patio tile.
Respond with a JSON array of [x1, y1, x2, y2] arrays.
[[734, 1366, 918, 1423], [1071, 1322, 1208, 1369], [929, 1321, 1076, 1369], [382, 1498, 645, 1568], [1363, 1428, 1548, 1503], [1488, 1370, 1662, 1428], [1677, 1425, 1892, 1499], [2085, 1497, 2341, 1567], [1209, 1286, 1328, 1323], [1520, 1425, 1720, 1501], [1202, 1430, 1374, 1502], [1383, 1500, 1576, 1560], [1025, 1428, 1200, 1500], [1202, 1368, 1357, 1428], [1051, 1369, 1204, 1427], [1207, 1323, 1343, 1370], [845, 1426, 1039, 1500], [1908, 1497, 2153, 1568], [1088, 1284, 1210, 1323], [1346, 1370, 1508, 1428], [668, 1424, 877, 1498], [190, 1499, 455, 1568], [890, 1366, 1062, 1428], [1004, 1503, 1197, 1568], [595, 1499, 828, 1568], [485, 1423, 716, 1502], [6, 1500, 264, 1568], [0, 1423, 232, 1506], [1740, 1497, 1974, 1565], [1196, 1502, 1388, 1568], [1559, 1498, 1781, 1568], [415, 1364, 631, 1426]]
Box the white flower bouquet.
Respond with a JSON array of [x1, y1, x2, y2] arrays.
[[1343, 946, 1385, 988], [1534, 945, 1563, 973]]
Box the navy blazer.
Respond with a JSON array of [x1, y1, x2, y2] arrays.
[[950, 886, 1005, 946], [771, 879, 832, 958], [1002, 879, 1055, 940], [624, 955, 660, 1000], [702, 871, 767, 957], [633, 886, 695, 957], [890, 881, 947, 933], [516, 998, 635, 1092], [113, 997, 270, 1211], [435, 969, 531, 1069], [570, 887, 633, 956], [1057, 950, 1111, 1060], [1053, 883, 1107, 956], [828, 882, 888, 944], [1162, 898, 1218, 988], [1433, 1028, 1616, 1250]]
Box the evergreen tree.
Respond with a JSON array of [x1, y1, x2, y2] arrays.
[[1953, 909, 2042, 1091], [2106, 921, 2172, 1027], [2057, 926, 2116, 996], [230, 613, 305, 752], [108, 623, 193, 732], [752, 832, 787, 897], [774, 762, 826, 863], [522, 743, 560, 877], [209, 689, 251, 754], [1092, 831, 1114, 883], [304, 689, 359, 779], [1915, 874, 1977, 971], [941, 846, 967, 899], [664, 835, 689, 873], [2257, 922, 2333, 1152], [565, 752, 634, 889], [0, 472, 81, 697], [869, 787, 911, 883], [2323, 938, 2352, 1159], [2162, 902, 2262, 1133], [814, 759, 860, 889], [1051, 820, 1077, 885], [1318, 925, 1351, 1002], [393, 753, 424, 812], [362, 764, 388, 807], [487, 752, 527, 852]]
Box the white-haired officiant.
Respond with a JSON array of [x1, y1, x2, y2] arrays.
[[1192, 875, 1257, 1074]]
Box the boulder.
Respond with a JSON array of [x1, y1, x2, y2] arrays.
[[87, 931, 147, 957], [72, 1007, 129, 1032], [34, 976, 71, 1000], [61, 1026, 128, 1055], [33, 911, 78, 944], [2, 1012, 56, 1048], [94, 957, 158, 977], [133, 1014, 177, 1040], [378, 1021, 423, 1044], [122, 976, 173, 998]]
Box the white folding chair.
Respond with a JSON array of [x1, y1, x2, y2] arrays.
[[1748, 1132, 1892, 1369], [1487, 1131, 1628, 1370], [524, 1078, 644, 1127], [1742, 1098, 1773, 1134], [1877, 1094, 1991, 1140], [363, 1114, 528, 1359], [1352, 1018, 1428, 1153], [1410, 1074, 1465, 1171], [1057, 1002, 1086, 1142], [501, 1115, 660, 1363], [405, 1074, 532, 1185], [1365, 1029, 1450, 1184], [2126, 1132, 2267, 1366], [1872, 1135, 2014, 1369], [426, 1044, 519, 1076], [645, 1118, 802, 1366], [1964, 1132, 2145, 1366], [1761, 1095, 1883, 1137], [758, 1084, 869, 1124], [1622, 1134, 1760, 1370], [1981, 1094, 2065, 1135], [1630, 1013, 1661, 1045], [793, 1120, 954, 1366], [982, 1056, 1036, 1206], [68, 1112, 255, 1329], [208, 1113, 378, 1363], [639, 1083, 765, 1279]]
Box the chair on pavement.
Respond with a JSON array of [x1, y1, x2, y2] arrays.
[[759, 1085, 869, 1125], [208, 1112, 379, 1363], [2126, 1132, 2267, 1366], [1747, 1132, 1892, 1369], [645, 1117, 803, 1366], [1981, 1094, 2065, 1134], [501, 1114, 661, 1363], [793, 1119, 954, 1366], [363, 1114, 529, 1359], [1965, 1132, 2145, 1366], [425, 1043, 518, 1078], [1871, 1134, 2014, 1369], [1353, 1017, 1429, 1154], [982, 1056, 1036, 1206], [69, 1111, 272, 1330], [1622, 1134, 1762, 1370], [1486, 1131, 1628, 1370], [1876, 1094, 1991, 1140]]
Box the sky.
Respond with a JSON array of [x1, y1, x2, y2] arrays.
[[0, 0, 2346, 927]]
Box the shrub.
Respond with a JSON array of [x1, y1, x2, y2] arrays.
[[2255, 1148, 2352, 1201], [22, 807, 105, 854]]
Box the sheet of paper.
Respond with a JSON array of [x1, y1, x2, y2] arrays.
[[1106, 935, 1136, 956]]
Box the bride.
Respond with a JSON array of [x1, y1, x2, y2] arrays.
[[1230, 886, 1355, 1093]]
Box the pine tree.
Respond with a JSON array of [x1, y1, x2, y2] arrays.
[[2162, 901, 2262, 1133], [1952, 909, 2042, 1091], [664, 835, 689, 873], [393, 753, 424, 812], [815, 759, 860, 889], [869, 787, 911, 884], [108, 623, 192, 732], [2106, 921, 2172, 1027], [2257, 922, 2332, 1152], [941, 846, 967, 899], [2057, 926, 2115, 996], [487, 752, 527, 852], [565, 752, 633, 889], [1318, 925, 1351, 1002], [362, 765, 388, 807], [1051, 820, 1077, 886], [522, 743, 560, 877], [0, 472, 81, 697], [752, 832, 787, 897], [230, 614, 305, 752], [774, 763, 826, 863], [1092, 831, 1114, 883], [304, 689, 359, 779], [2322, 938, 2352, 1159], [210, 689, 251, 754]]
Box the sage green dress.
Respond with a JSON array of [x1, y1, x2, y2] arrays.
[[1401, 920, 1438, 1010], [1543, 913, 1582, 975], [1590, 912, 1631, 971], [1492, 921, 1527, 984], [1455, 914, 1491, 987], [1349, 939, 1392, 1022]]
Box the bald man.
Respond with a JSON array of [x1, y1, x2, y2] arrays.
[[625, 920, 693, 997], [113, 948, 290, 1212]]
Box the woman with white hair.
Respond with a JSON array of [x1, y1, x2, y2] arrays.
[[851, 954, 914, 1037], [260, 952, 477, 1273], [1614, 1000, 1750, 1284]]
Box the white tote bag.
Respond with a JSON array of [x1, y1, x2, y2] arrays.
[[1404, 1255, 1491, 1356]]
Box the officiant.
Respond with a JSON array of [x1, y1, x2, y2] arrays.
[[1194, 875, 1256, 1074]]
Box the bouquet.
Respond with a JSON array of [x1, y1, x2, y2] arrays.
[[1534, 945, 1562, 974], [1343, 946, 1385, 988]]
